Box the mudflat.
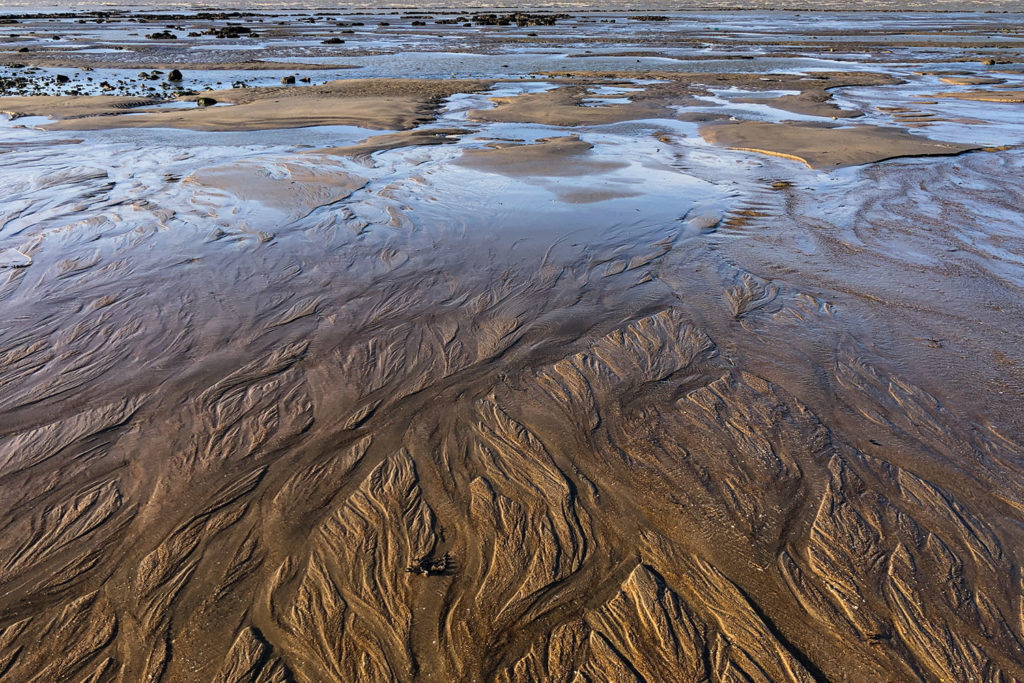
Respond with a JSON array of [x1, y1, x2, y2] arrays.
[[1, 8, 1023, 683]]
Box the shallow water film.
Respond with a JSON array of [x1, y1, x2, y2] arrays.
[[1, 8, 1024, 683]]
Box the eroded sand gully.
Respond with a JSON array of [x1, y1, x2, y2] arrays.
[[2, 9, 1024, 683]]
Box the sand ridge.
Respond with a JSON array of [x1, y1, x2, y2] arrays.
[[700, 120, 979, 168], [3, 78, 495, 131], [933, 88, 1024, 103]]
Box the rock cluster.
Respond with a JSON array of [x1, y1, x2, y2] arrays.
[[470, 12, 569, 27], [204, 24, 253, 39]]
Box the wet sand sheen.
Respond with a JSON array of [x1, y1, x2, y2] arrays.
[[1, 8, 1024, 683]]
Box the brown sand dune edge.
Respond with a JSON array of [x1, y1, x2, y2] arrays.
[[700, 120, 980, 168], [938, 76, 1006, 85], [0, 79, 495, 131], [52, 95, 432, 131], [933, 89, 1024, 103], [468, 86, 674, 126], [469, 71, 898, 126], [0, 94, 166, 120], [733, 91, 864, 118], [0, 71, 895, 133]]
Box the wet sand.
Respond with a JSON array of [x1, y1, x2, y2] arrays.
[[699, 120, 979, 168], [1, 8, 1024, 683], [3, 79, 494, 131], [935, 88, 1024, 102]]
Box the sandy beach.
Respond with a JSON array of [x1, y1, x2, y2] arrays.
[[1, 7, 1023, 682]]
